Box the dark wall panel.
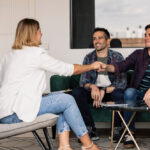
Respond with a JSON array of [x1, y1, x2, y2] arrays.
[[70, 0, 95, 49]]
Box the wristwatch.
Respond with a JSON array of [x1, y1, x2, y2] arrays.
[[85, 83, 92, 90], [88, 84, 92, 89]]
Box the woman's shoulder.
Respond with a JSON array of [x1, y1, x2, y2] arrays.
[[23, 46, 46, 55]]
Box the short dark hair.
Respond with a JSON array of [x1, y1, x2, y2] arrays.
[[145, 24, 150, 30], [93, 27, 110, 39]]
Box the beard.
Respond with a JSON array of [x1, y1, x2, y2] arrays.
[[94, 42, 107, 52], [95, 45, 107, 52]]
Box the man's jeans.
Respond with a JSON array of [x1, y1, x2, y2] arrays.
[[72, 87, 124, 128], [0, 92, 88, 138], [124, 88, 146, 132]]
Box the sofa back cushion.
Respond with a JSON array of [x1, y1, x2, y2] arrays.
[[50, 70, 133, 92], [50, 75, 71, 92], [70, 74, 81, 89]]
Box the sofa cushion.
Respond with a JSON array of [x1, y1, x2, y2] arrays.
[[70, 74, 80, 89], [50, 75, 71, 92], [89, 105, 112, 122], [135, 112, 150, 122]]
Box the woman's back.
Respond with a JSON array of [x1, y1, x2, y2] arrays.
[[0, 46, 74, 122], [0, 46, 47, 122]]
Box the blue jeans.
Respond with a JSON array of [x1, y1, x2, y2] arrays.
[[0, 92, 88, 138], [124, 88, 146, 132]]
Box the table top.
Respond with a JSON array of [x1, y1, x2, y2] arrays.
[[100, 103, 150, 112]]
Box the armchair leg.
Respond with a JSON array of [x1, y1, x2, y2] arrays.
[[32, 127, 54, 150], [52, 125, 56, 139], [43, 127, 54, 150]]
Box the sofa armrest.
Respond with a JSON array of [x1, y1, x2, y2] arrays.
[[50, 75, 71, 92], [127, 70, 134, 85], [50, 74, 81, 92], [70, 74, 80, 89]]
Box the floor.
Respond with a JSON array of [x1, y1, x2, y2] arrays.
[[0, 128, 150, 150]]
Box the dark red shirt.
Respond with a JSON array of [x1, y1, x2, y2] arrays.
[[114, 48, 150, 88]]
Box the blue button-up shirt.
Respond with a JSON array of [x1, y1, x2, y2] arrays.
[[114, 48, 150, 89], [80, 49, 127, 90]]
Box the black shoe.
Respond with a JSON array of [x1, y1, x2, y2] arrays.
[[123, 134, 135, 148], [109, 127, 121, 143], [87, 126, 100, 141]]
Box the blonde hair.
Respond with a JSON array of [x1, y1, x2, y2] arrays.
[[12, 18, 40, 49]]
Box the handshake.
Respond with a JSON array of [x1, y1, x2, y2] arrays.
[[92, 61, 107, 72]]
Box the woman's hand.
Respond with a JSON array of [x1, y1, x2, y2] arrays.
[[91, 61, 106, 72]]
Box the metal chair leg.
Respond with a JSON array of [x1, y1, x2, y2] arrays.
[[43, 127, 54, 150], [32, 127, 54, 150], [32, 130, 47, 150], [52, 125, 56, 139]]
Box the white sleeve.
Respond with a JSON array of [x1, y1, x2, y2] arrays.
[[0, 54, 8, 87], [37, 50, 74, 76], [0, 62, 3, 86]]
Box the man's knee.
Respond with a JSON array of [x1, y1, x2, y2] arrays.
[[111, 89, 124, 103], [124, 88, 137, 106], [71, 87, 90, 106], [72, 87, 85, 98], [124, 88, 136, 98]]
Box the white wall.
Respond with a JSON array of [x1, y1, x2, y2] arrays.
[[35, 0, 94, 64], [0, 0, 36, 58], [0, 0, 136, 92]]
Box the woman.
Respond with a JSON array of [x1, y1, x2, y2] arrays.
[[0, 18, 101, 150]]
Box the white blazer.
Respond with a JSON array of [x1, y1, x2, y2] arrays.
[[0, 46, 74, 122]]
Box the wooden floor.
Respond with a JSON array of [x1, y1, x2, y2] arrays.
[[0, 128, 150, 150]]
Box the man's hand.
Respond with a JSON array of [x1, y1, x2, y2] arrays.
[[93, 90, 105, 108], [106, 86, 115, 93], [91, 85, 101, 101], [91, 85, 105, 108], [143, 88, 150, 107], [99, 89, 105, 102], [92, 89, 105, 108], [93, 100, 101, 108], [91, 61, 106, 72], [73, 62, 106, 75]]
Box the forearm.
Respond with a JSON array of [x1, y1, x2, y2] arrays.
[[84, 83, 98, 90], [106, 86, 115, 93], [73, 64, 94, 75], [106, 64, 115, 73], [84, 83, 115, 92]]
